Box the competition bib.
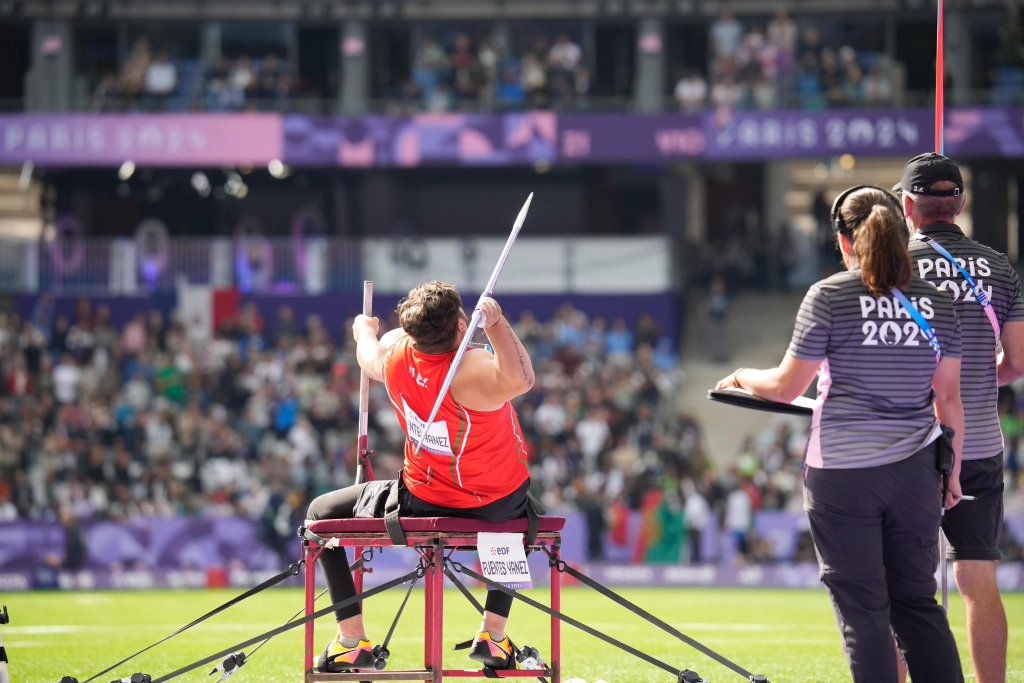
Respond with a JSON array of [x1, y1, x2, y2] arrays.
[[402, 398, 454, 457]]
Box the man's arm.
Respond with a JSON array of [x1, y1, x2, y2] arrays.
[[933, 356, 964, 510], [353, 315, 404, 383], [997, 320, 1024, 386], [451, 298, 535, 411]]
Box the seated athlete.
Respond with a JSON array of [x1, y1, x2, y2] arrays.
[[307, 281, 537, 672]]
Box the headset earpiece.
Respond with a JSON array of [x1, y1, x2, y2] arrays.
[[830, 185, 905, 236]]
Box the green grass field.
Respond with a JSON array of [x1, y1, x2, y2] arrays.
[[5, 587, 1024, 682]]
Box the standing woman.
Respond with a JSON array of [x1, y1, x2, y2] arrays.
[[716, 186, 966, 682]]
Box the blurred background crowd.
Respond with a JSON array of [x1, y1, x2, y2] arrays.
[[77, 5, 1024, 115], [2, 295, 1022, 567]]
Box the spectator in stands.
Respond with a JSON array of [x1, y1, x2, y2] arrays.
[[710, 7, 744, 68], [674, 69, 708, 111], [683, 477, 711, 563], [413, 37, 448, 108], [144, 50, 178, 111], [477, 36, 501, 111], [723, 471, 754, 563], [711, 72, 744, 111], [521, 51, 548, 110], [767, 8, 797, 76], [449, 34, 481, 109], [547, 33, 581, 108], [707, 275, 730, 363], [0, 486, 16, 522], [548, 33, 582, 75], [90, 72, 120, 112], [30, 293, 54, 345], [204, 56, 233, 110], [52, 353, 81, 405], [44, 508, 86, 570], [229, 56, 257, 108], [119, 37, 151, 105], [255, 54, 285, 108]]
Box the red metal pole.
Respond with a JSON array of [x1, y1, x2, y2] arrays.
[[550, 544, 561, 683], [354, 280, 373, 597], [935, 0, 945, 154], [304, 543, 319, 676]]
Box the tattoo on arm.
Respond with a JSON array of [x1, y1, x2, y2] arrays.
[[501, 321, 531, 381]]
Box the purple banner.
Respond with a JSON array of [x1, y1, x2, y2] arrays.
[[283, 112, 558, 167], [3, 508, 1024, 590], [0, 114, 283, 166], [283, 107, 1024, 166], [0, 108, 1022, 167], [558, 112, 707, 162]]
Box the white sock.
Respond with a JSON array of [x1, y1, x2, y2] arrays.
[[339, 635, 365, 647]]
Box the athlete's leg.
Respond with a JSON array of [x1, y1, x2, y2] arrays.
[[955, 560, 1006, 683], [481, 591, 513, 638], [942, 456, 1006, 683], [306, 483, 368, 639]]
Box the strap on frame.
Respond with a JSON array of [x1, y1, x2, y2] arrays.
[[447, 557, 758, 682], [80, 561, 304, 683], [149, 566, 424, 683], [383, 480, 408, 546], [545, 551, 762, 681]]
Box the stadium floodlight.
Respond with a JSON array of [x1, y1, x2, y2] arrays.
[[118, 161, 135, 181], [190, 172, 211, 197], [224, 173, 248, 199], [267, 159, 290, 179]]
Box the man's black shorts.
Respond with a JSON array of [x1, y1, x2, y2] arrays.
[[942, 453, 1004, 561]]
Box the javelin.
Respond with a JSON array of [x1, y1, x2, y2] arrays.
[[411, 192, 534, 456], [355, 280, 375, 484]]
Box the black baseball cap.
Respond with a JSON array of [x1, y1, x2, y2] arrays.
[[892, 152, 964, 197]]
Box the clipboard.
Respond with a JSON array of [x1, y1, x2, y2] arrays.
[[707, 387, 815, 416]]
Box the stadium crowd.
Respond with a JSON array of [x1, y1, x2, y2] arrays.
[[393, 31, 589, 113], [81, 0, 1024, 117], [1, 296, 1021, 566], [84, 9, 906, 115], [91, 37, 296, 113], [675, 7, 897, 112]]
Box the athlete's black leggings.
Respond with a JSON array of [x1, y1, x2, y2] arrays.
[[306, 479, 529, 622]]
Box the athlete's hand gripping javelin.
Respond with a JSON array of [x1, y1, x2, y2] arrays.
[[475, 297, 503, 330]]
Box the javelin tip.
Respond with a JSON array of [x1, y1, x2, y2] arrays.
[[511, 193, 534, 234]]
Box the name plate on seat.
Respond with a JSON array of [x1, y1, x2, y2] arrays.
[[477, 532, 533, 590]]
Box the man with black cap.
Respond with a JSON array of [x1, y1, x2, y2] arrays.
[[899, 152, 1024, 683]]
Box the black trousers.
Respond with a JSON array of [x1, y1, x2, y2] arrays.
[[804, 444, 964, 683], [307, 477, 530, 623]]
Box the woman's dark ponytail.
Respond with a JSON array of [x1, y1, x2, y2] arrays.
[[842, 189, 911, 297]]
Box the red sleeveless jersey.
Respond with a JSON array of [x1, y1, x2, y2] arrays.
[[382, 335, 530, 508]]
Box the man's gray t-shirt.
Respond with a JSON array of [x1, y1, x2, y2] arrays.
[[788, 270, 962, 469], [909, 223, 1024, 461]]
